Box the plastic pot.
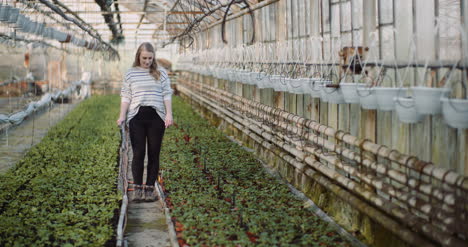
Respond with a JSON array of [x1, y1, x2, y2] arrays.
[[441, 97, 468, 129], [309, 79, 323, 98], [340, 82, 366, 104], [394, 97, 424, 123], [374, 87, 404, 111], [323, 85, 346, 104], [357, 87, 378, 109], [412, 86, 450, 115]]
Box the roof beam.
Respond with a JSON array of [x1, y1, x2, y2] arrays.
[[135, 0, 150, 31], [67, 10, 204, 14]]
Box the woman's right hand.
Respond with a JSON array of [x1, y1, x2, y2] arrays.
[[116, 117, 126, 126]]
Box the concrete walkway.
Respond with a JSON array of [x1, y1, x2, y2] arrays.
[[125, 146, 171, 247], [125, 201, 171, 247], [0, 102, 78, 173]]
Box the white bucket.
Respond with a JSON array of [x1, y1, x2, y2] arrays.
[[412, 87, 450, 115], [394, 97, 424, 124], [374, 87, 404, 111], [357, 87, 378, 109], [441, 97, 468, 129], [340, 82, 366, 104], [309, 79, 323, 98], [324, 85, 346, 104], [0, 5, 11, 22], [6, 7, 19, 24], [256, 72, 269, 89], [288, 78, 304, 94], [271, 75, 283, 91]]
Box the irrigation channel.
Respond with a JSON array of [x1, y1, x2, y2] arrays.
[[0, 94, 365, 246]]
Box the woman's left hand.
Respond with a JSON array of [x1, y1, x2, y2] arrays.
[[164, 114, 173, 128]]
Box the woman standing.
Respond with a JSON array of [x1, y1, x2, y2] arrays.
[[117, 42, 173, 202]]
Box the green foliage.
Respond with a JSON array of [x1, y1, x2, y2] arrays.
[[0, 95, 121, 247], [160, 97, 351, 246]]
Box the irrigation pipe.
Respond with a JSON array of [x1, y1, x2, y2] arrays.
[[116, 125, 130, 247], [0, 79, 87, 125], [177, 83, 438, 247], [155, 180, 179, 247], [177, 77, 467, 247], [116, 195, 128, 247]]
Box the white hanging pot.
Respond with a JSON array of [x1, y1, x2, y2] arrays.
[[14, 14, 25, 30], [302, 78, 314, 95], [309, 79, 323, 98], [300, 78, 312, 94], [6, 7, 19, 24], [0, 5, 11, 22], [222, 68, 230, 80], [271, 75, 283, 91], [280, 77, 290, 92], [441, 97, 468, 129], [288, 78, 304, 94], [34, 23, 44, 36], [319, 80, 333, 102], [357, 87, 378, 109], [394, 96, 424, 123], [340, 82, 366, 104], [256, 72, 268, 89], [324, 84, 346, 104], [249, 72, 259, 86], [374, 87, 404, 111], [278, 76, 289, 92], [412, 86, 450, 115], [240, 71, 250, 84], [21, 18, 33, 33]]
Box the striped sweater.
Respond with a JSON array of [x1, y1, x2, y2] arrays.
[[120, 66, 173, 124]]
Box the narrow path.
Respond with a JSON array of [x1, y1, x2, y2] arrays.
[[0, 102, 78, 173], [124, 148, 171, 247]]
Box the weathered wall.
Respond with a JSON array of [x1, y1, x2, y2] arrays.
[[180, 0, 468, 176]]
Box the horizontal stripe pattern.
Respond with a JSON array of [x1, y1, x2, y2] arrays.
[[120, 66, 173, 123]]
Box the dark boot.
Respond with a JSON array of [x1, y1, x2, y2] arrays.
[[144, 185, 158, 202]]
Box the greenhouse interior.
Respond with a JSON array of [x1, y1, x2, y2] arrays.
[[0, 0, 467, 246]]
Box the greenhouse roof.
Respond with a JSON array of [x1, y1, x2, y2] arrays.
[[10, 0, 261, 48]]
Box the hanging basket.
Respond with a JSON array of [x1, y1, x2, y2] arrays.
[[270, 75, 282, 91], [441, 97, 468, 129], [6, 7, 19, 24], [319, 80, 333, 102], [340, 82, 366, 104], [288, 78, 305, 94], [357, 87, 378, 109], [309, 78, 323, 98], [0, 5, 12, 22], [256, 72, 269, 89], [14, 14, 25, 30], [324, 84, 346, 104], [412, 86, 450, 115], [374, 87, 404, 111], [394, 96, 424, 124], [54, 30, 69, 42]]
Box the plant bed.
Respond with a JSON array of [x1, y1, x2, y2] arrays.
[[159, 97, 353, 246], [0, 95, 121, 246]]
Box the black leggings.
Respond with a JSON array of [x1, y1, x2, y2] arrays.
[[129, 106, 165, 186]]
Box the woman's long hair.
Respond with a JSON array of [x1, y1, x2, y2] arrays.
[[133, 42, 161, 80]]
